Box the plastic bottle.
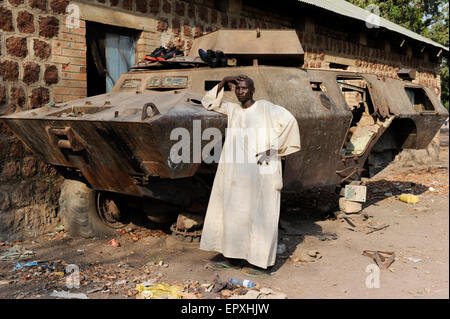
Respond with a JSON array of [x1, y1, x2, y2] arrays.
[[228, 278, 256, 288]]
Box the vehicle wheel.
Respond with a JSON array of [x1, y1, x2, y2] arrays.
[[59, 179, 125, 238]]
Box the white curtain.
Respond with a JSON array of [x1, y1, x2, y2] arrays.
[[105, 33, 135, 92]]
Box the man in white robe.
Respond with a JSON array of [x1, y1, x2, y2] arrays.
[[199, 74, 300, 269]]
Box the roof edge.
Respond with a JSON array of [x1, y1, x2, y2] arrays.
[[298, 0, 449, 52]]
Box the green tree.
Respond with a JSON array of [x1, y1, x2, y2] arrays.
[[347, 0, 449, 109]]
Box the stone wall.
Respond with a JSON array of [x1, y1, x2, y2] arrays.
[[0, 0, 73, 241], [0, 0, 445, 240]]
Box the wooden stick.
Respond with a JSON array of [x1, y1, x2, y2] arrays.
[[366, 224, 389, 234]]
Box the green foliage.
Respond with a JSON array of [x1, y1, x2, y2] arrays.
[[347, 0, 449, 109]]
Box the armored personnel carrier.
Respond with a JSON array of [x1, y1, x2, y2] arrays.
[[2, 30, 448, 237]]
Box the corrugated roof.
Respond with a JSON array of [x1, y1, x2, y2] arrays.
[[298, 0, 449, 52]]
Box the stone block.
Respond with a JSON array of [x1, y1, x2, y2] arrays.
[[33, 39, 51, 60], [29, 0, 47, 10], [29, 87, 50, 108], [50, 0, 69, 14], [6, 37, 28, 58], [23, 62, 41, 85], [17, 11, 35, 34], [339, 197, 362, 214], [39, 16, 59, 38], [176, 212, 204, 231], [0, 7, 14, 32]]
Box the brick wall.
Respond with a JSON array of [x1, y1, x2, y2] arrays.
[[299, 31, 441, 88]]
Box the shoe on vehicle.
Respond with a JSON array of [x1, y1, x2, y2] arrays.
[[145, 46, 167, 61], [157, 47, 184, 61]]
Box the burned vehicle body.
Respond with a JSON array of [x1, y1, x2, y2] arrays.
[[1, 30, 447, 237]]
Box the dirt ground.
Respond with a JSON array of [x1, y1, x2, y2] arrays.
[[0, 133, 448, 300]]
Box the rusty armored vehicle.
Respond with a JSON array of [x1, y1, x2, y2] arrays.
[[1, 30, 448, 238]]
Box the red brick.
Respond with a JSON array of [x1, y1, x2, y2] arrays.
[[70, 72, 86, 81], [69, 88, 86, 95], [62, 48, 85, 57], [53, 87, 71, 95], [66, 26, 85, 35], [52, 46, 62, 55], [51, 55, 71, 64], [54, 94, 64, 103], [71, 42, 86, 50], [69, 57, 87, 66], [61, 33, 85, 43], [61, 71, 70, 79], [60, 79, 85, 87]]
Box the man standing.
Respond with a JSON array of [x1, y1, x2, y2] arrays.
[[199, 74, 301, 269]]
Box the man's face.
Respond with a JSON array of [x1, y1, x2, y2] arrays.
[[235, 80, 255, 104]]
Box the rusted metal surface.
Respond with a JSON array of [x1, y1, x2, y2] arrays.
[[188, 29, 304, 59], [1, 30, 448, 210]]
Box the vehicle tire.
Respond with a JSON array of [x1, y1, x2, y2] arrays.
[[59, 179, 119, 238]]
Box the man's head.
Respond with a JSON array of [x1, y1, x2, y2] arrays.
[[235, 75, 255, 104]]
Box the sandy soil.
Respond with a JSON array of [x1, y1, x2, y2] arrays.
[[0, 139, 448, 300]]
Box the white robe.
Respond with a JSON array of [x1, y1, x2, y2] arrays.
[[199, 85, 301, 269]]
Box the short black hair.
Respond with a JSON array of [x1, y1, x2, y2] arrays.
[[237, 75, 254, 90]]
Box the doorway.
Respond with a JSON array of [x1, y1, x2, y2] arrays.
[[337, 76, 380, 157], [86, 22, 138, 96]]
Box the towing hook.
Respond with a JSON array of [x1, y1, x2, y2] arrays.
[[141, 103, 160, 120]]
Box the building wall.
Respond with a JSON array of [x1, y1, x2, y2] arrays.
[[0, 0, 444, 240]]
